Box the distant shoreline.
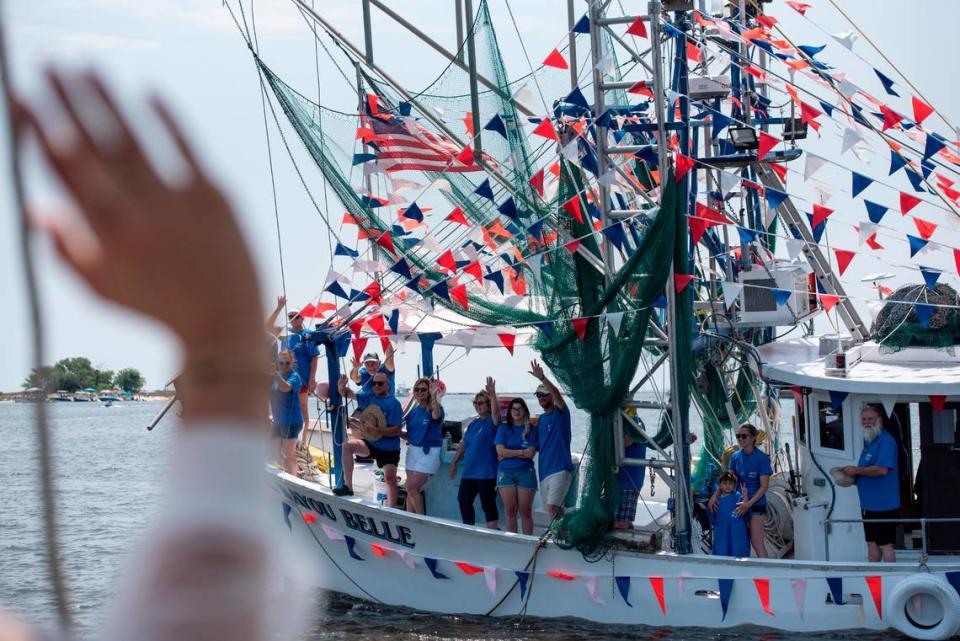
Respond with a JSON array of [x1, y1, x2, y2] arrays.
[[0, 390, 175, 402]]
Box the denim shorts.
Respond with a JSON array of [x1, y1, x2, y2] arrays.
[[497, 467, 538, 491], [272, 423, 302, 440]]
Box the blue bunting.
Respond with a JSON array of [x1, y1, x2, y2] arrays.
[[325, 280, 350, 300], [344, 535, 364, 561], [905, 167, 926, 193], [535, 321, 554, 340], [474, 178, 495, 201], [924, 133, 947, 161], [772, 288, 792, 306], [388, 309, 400, 336], [335, 242, 359, 258], [798, 43, 827, 57], [484, 114, 508, 140], [564, 86, 591, 111], [889, 149, 908, 176], [360, 195, 385, 208], [616, 576, 632, 607], [920, 266, 941, 290], [819, 100, 835, 117], [404, 202, 424, 222], [389, 258, 412, 279], [718, 578, 734, 621], [424, 557, 448, 579], [851, 172, 873, 198], [908, 235, 929, 258], [429, 280, 450, 301], [498, 197, 520, 222], [352, 153, 376, 165], [765, 187, 789, 210], [516, 571, 530, 600], [398, 102, 412, 116], [348, 289, 370, 303], [915, 303, 935, 329], [826, 577, 844, 605], [806, 213, 827, 243], [711, 112, 733, 140], [603, 221, 626, 251], [829, 390, 848, 412], [874, 69, 899, 97], [865, 201, 888, 224], [572, 14, 590, 34], [484, 269, 505, 294], [737, 226, 759, 244], [652, 294, 667, 309]]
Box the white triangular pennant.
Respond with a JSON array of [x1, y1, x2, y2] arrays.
[[527, 253, 543, 281], [483, 566, 497, 594], [882, 397, 897, 419], [832, 30, 858, 50], [763, 203, 777, 230], [838, 78, 859, 99], [786, 238, 806, 260], [790, 578, 807, 619], [561, 138, 579, 161], [584, 575, 604, 605], [858, 221, 879, 246], [841, 126, 865, 155], [607, 311, 625, 335], [722, 281, 743, 309], [804, 153, 828, 181], [719, 171, 741, 194], [320, 523, 344, 541], [598, 169, 617, 187], [398, 550, 417, 569], [594, 54, 614, 76]]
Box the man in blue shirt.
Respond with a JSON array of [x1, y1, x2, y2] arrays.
[[530, 359, 573, 519], [842, 405, 900, 562], [349, 346, 396, 402], [334, 372, 403, 507]]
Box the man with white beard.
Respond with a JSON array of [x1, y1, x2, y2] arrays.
[[842, 405, 900, 562]]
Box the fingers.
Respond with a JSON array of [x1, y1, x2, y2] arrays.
[[149, 94, 201, 179]]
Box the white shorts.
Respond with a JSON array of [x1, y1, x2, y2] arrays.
[[405, 445, 440, 475], [540, 470, 573, 507]]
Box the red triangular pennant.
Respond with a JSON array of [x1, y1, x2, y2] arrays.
[[532, 118, 559, 141], [930, 395, 947, 413], [456, 145, 475, 166], [626, 16, 648, 38], [450, 284, 469, 310], [674, 153, 695, 182], [437, 249, 457, 272], [913, 217, 937, 240], [865, 576, 882, 618], [649, 577, 666, 615], [954, 248, 960, 275], [757, 132, 781, 161], [912, 97, 934, 125], [463, 261, 484, 282], [689, 217, 710, 245], [497, 333, 516, 355], [811, 203, 834, 229], [785, 1, 812, 15], [627, 81, 654, 99], [880, 105, 904, 131], [674, 273, 694, 293], [819, 293, 840, 313], [754, 578, 774, 616], [834, 248, 856, 276], [366, 93, 379, 115], [563, 238, 581, 254], [542, 48, 569, 70], [770, 162, 788, 183], [562, 195, 584, 223], [900, 192, 922, 215], [530, 168, 545, 197], [685, 41, 702, 63], [455, 561, 485, 575], [445, 207, 469, 225], [352, 337, 369, 362], [375, 231, 396, 255], [571, 317, 589, 341], [866, 233, 884, 250]]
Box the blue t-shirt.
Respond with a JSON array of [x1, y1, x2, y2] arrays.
[[285, 330, 318, 388], [359, 364, 395, 397], [856, 430, 900, 511], [618, 441, 647, 490], [728, 448, 773, 507], [462, 416, 499, 480], [358, 393, 404, 451], [495, 422, 538, 472], [710, 491, 750, 557], [536, 405, 573, 479], [271, 371, 303, 428], [405, 405, 445, 452]]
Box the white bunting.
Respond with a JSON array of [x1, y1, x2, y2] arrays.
[[483, 566, 497, 595], [811, 179, 837, 203], [719, 171, 741, 195], [721, 281, 743, 309], [786, 238, 806, 260], [320, 524, 344, 541], [390, 178, 424, 191], [527, 253, 543, 281], [841, 126, 865, 156], [607, 311, 625, 335], [598, 169, 617, 187], [832, 30, 859, 50], [882, 396, 897, 419], [763, 203, 778, 230], [513, 83, 537, 113], [420, 235, 443, 253], [594, 54, 614, 76], [838, 78, 859, 99], [790, 578, 807, 619], [584, 575, 604, 605], [398, 550, 417, 570], [858, 221, 879, 246], [454, 330, 474, 355], [432, 178, 453, 193], [804, 153, 828, 181], [561, 138, 580, 162]]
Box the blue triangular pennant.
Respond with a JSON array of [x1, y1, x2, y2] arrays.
[[572, 14, 590, 34], [534, 321, 554, 340], [806, 213, 827, 243], [829, 390, 848, 412], [874, 68, 899, 97], [474, 178, 495, 201], [915, 303, 935, 329], [282, 503, 293, 531], [483, 114, 508, 140], [889, 149, 908, 176], [389, 258, 412, 279], [527, 218, 545, 239], [401, 237, 421, 250], [398, 102, 412, 116], [905, 167, 926, 193], [865, 200, 888, 224], [826, 577, 844, 605], [603, 221, 626, 251], [652, 294, 667, 309], [404, 202, 424, 222], [946, 571, 960, 597], [772, 288, 792, 306], [430, 280, 450, 301], [405, 276, 423, 295], [765, 187, 789, 210], [819, 100, 835, 117], [920, 266, 941, 290], [908, 234, 929, 258], [388, 309, 400, 335], [718, 578, 734, 621], [851, 172, 873, 198], [352, 153, 376, 165], [484, 269, 505, 294], [922, 161, 935, 180], [564, 86, 591, 111], [498, 196, 520, 221], [615, 576, 632, 607], [360, 195, 385, 209], [798, 43, 827, 57], [516, 571, 530, 599], [325, 280, 350, 300], [736, 226, 759, 244], [334, 331, 351, 357], [344, 535, 364, 561], [334, 242, 359, 258], [924, 133, 947, 162], [711, 112, 733, 140], [424, 557, 448, 579]]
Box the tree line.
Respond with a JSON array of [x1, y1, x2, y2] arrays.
[[22, 357, 145, 393]]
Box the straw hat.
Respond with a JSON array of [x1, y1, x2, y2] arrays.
[[829, 467, 855, 488], [359, 405, 386, 439]]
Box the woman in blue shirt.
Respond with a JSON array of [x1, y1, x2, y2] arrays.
[[271, 349, 303, 476], [495, 397, 538, 534], [450, 377, 501, 528], [402, 377, 445, 515]]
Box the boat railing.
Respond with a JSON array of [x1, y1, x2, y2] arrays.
[[823, 516, 960, 565]]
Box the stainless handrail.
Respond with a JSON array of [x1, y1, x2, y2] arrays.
[[823, 516, 960, 564]]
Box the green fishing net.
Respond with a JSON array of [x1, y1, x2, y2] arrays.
[[873, 283, 960, 351]]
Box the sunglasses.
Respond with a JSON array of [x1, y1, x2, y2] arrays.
[[372, 381, 387, 387], [736, 433, 751, 440], [535, 392, 550, 398], [473, 399, 488, 405], [414, 387, 429, 393], [278, 360, 292, 366]]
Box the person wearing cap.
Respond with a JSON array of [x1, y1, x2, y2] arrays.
[[529, 359, 573, 519], [350, 344, 396, 403], [285, 307, 320, 445], [841, 404, 900, 562], [334, 372, 403, 504]]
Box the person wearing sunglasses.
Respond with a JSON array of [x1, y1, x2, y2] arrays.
[[495, 397, 539, 534], [450, 377, 501, 528], [708, 423, 772, 558], [401, 378, 445, 514], [335, 372, 403, 503], [529, 359, 573, 520], [271, 349, 304, 476], [349, 347, 396, 403]]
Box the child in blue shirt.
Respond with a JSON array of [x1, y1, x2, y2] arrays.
[[710, 471, 750, 557]]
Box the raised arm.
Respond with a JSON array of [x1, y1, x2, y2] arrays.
[[383, 342, 396, 374], [485, 377, 499, 422], [348, 357, 362, 385], [529, 359, 565, 411], [265, 295, 285, 336], [337, 374, 356, 400], [428, 380, 444, 421]]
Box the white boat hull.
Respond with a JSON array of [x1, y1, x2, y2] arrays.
[[273, 471, 960, 639]]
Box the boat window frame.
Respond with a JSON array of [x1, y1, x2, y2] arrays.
[[809, 392, 851, 458]]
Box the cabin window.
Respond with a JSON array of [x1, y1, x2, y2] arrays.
[[817, 401, 844, 451], [795, 391, 807, 446], [932, 409, 959, 445]]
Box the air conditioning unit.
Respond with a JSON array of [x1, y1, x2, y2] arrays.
[[688, 75, 731, 100], [736, 261, 816, 326]]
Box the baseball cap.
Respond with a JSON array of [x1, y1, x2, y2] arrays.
[[362, 352, 380, 363], [287, 310, 302, 320], [535, 384, 549, 395]]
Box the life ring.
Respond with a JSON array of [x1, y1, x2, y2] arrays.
[[887, 574, 960, 641]]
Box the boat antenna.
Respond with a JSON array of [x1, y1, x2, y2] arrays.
[[0, 0, 73, 631]]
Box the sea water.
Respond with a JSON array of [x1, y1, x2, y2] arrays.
[[1, 397, 871, 641]]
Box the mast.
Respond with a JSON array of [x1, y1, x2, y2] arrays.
[[463, 0, 483, 162]]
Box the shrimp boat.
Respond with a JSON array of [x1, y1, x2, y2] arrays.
[[235, 0, 960, 637]]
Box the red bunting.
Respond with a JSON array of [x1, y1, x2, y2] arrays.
[[363, 280, 381, 305], [366, 314, 387, 336], [785, 1, 812, 15], [865, 576, 882, 618], [811, 203, 834, 229], [770, 162, 788, 183], [686, 41, 702, 63], [754, 578, 774, 616], [626, 16, 648, 38], [943, 185, 960, 202], [380, 336, 391, 353], [456, 145, 475, 166], [437, 249, 457, 272], [445, 207, 469, 225], [571, 317, 590, 341], [900, 192, 922, 215], [930, 395, 947, 413], [366, 93, 379, 115], [757, 132, 781, 161], [342, 212, 358, 225], [532, 118, 559, 141], [912, 97, 934, 125], [913, 217, 937, 240], [696, 202, 734, 225], [455, 561, 485, 575], [463, 113, 474, 137], [799, 102, 823, 131], [464, 261, 484, 282], [375, 231, 396, 255], [562, 195, 584, 223], [866, 233, 884, 250], [303, 302, 337, 318], [547, 571, 576, 581], [352, 337, 369, 362], [302, 512, 317, 524], [355, 126, 374, 142], [757, 15, 778, 28], [450, 284, 469, 310], [674, 274, 694, 293], [689, 217, 710, 245], [819, 293, 840, 313], [542, 48, 569, 70], [628, 81, 654, 99], [370, 544, 388, 557], [530, 168, 546, 197], [563, 239, 582, 254], [348, 318, 365, 338], [649, 577, 666, 615], [498, 333, 516, 355], [834, 249, 856, 276], [880, 105, 904, 131], [674, 153, 696, 182], [954, 248, 960, 275]]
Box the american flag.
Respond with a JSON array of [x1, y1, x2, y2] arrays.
[[364, 113, 484, 173]]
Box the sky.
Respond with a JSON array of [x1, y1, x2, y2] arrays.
[[1, 0, 958, 393]]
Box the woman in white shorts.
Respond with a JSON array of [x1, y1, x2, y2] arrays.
[[402, 378, 445, 514]]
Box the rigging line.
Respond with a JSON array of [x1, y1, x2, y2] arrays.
[[311, 0, 334, 259], [0, 2, 72, 631], [255, 67, 289, 301]]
